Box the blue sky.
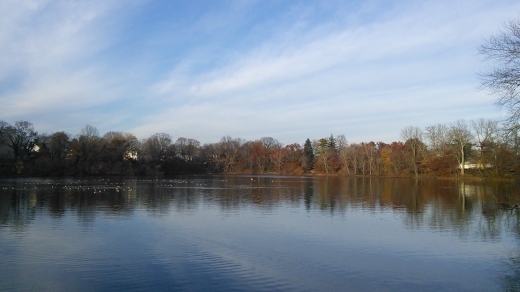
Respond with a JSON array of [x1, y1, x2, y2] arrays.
[[1, 0, 519, 145]]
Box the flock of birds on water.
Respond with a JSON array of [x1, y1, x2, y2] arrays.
[[1, 179, 205, 192], [0, 177, 276, 193]]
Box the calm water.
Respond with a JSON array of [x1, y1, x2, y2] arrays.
[[1, 175, 519, 291]]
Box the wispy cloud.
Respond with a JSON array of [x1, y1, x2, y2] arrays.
[[0, 0, 143, 129], [139, 0, 518, 143], [1, 0, 519, 144]]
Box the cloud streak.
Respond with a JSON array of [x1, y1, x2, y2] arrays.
[[1, 0, 519, 144]]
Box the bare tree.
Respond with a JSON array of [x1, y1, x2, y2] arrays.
[[75, 125, 101, 166], [103, 131, 123, 142], [0, 121, 9, 156], [175, 137, 188, 158], [80, 125, 99, 140], [270, 146, 285, 173], [186, 138, 200, 160], [471, 119, 499, 146], [336, 134, 350, 174], [142, 133, 173, 162], [346, 143, 366, 175], [362, 142, 377, 175], [260, 137, 281, 149], [103, 131, 139, 161], [425, 124, 450, 154], [48, 131, 71, 159], [471, 118, 499, 170], [173, 137, 200, 160], [401, 126, 424, 177], [218, 136, 244, 172], [449, 120, 473, 175], [259, 137, 281, 171], [479, 17, 520, 124], [0, 120, 8, 137], [5, 121, 39, 161]]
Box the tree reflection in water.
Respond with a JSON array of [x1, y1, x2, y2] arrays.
[[1, 175, 520, 290]]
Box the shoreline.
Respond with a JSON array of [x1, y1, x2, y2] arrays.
[[1, 170, 516, 183]]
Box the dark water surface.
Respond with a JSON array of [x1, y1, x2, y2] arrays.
[[1, 175, 520, 291]]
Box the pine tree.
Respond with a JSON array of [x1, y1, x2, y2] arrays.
[[304, 138, 314, 159], [327, 134, 337, 151], [303, 138, 314, 171]]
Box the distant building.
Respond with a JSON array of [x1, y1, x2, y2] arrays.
[[124, 151, 138, 160], [459, 162, 492, 170]]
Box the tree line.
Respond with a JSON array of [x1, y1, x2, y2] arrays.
[[1, 16, 519, 178], [0, 118, 519, 179]]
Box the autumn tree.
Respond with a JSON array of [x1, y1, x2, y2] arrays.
[[283, 143, 304, 174], [311, 135, 341, 173], [378, 142, 392, 175], [245, 140, 268, 173], [389, 141, 407, 175], [260, 137, 281, 171], [422, 123, 450, 175], [218, 136, 244, 173]]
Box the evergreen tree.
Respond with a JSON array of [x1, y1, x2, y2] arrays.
[[304, 138, 314, 159], [327, 134, 337, 151], [303, 138, 314, 171]]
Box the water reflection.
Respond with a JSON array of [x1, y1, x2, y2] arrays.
[[1, 175, 520, 291], [2, 176, 520, 237], [2, 176, 520, 235]]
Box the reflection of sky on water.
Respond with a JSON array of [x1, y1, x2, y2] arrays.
[[0, 176, 519, 291]]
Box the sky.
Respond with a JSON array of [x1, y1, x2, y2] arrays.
[[1, 0, 519, 145]]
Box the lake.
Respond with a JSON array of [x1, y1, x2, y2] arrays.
[[1, 175, 519, 291]]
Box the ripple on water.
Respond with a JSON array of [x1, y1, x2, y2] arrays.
[[0, 176, 515, 291]]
